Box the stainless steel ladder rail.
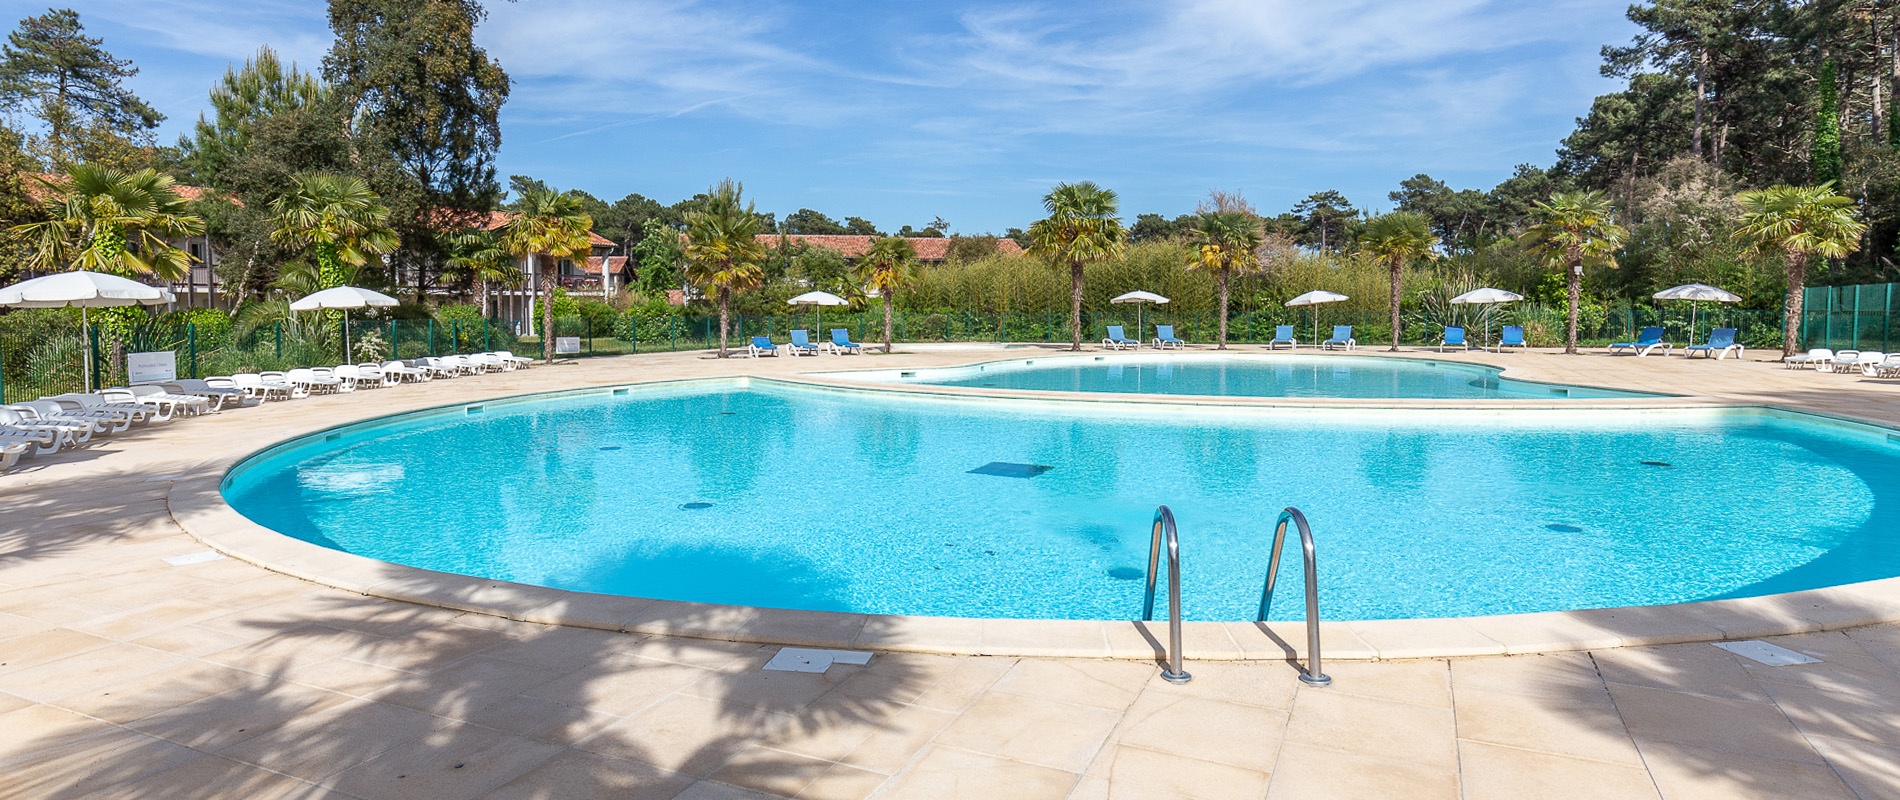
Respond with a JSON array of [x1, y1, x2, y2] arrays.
[[1258, 507, 1331, 687], [1141, 505, 1191, 684]]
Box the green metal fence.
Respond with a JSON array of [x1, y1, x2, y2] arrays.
[[1802, 283, 1900, 351]]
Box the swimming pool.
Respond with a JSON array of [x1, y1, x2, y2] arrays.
[[839, 354, 1658, 400], [222, 380, 1900, 622]]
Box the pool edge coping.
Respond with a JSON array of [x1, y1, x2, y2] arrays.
[[167, 356, 1900, 662]]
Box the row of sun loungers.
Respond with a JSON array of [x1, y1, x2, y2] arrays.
[[1785, 348, 1900, 376], [0, 351, 534, 471], [749, 329, 866, 357]]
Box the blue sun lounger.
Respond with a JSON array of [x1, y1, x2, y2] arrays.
[[1439, 326, 1470, 352], [1103, 325, 1138, 350], [826, 328, 862, 354], [747, 336, 779, 357], [1609, 327, 1672, 357], [1322, 325, 1355, 351], [1685, 327, 1742, 360], [1493, 325, 1527, 352], [1152, 325, 1184, 350], [1269, 325, 1297, 350], [788, 329, 821, 356]]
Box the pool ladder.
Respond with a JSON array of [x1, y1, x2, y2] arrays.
[[1260, 508, 1331, 687], [1142, 505, 1330, 688], [1142, 506, 1191, 684]]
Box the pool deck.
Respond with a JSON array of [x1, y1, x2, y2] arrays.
[[5, 344, 1900, 798]]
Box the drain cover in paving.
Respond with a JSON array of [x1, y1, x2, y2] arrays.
[[969, 462, 1053, 478], [763, 647, 875, 673], [1714, 640, 1822, 666]]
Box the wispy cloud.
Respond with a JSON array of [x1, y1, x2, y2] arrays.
[[46, 0, 1633, 227]]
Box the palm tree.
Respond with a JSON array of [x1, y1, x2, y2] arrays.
[[1027, 182, 1128, 350], [1186, 210, 1264, 349], [500, 188, 595, 363], [855, 237, 918, 353], [15, 165, 203, 279], [683, 179, 767, 358], [269, 174, 398, 289], [440, 228, 521, 317], [1359, 212, 1441, 351], [1519, 191, 1627, 354], [1733, 184, 1866, 357]]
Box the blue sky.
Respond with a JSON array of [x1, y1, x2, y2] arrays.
[[25, 0, 1636, 233]]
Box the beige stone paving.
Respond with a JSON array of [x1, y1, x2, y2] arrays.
[[1, 345, 1899, 798]]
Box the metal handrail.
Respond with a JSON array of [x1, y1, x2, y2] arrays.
[[1258, 507, 1331, 687], [1142, 505, 1191, 684]]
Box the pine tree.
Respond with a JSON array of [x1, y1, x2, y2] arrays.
[[1812, 59, 1842, 186], [0, 9, 162, 166]]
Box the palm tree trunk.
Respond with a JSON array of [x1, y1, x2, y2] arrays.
[[540, 254, 557, 364], [1070, 261, 1085, 351], [882, 288, 894, 354], [1388, 260, 1402, 351], [718, 289, 731, 358], [478, 276, 490, 318], [1565, 261, 1582, 355], [1783, 247, 1806, 358], [1216, 269, 1230, 350]]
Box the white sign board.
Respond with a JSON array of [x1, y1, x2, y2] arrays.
[[555, 337, 582, 355], [127, 351, 177, 384]]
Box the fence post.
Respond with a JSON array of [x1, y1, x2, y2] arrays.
[[188, 323, 199, 379], [429, 319, 437, 356], [1887, 283, 1893, 352], [1825, 290, 1834, 350], [484, 320, 491, 352], [1, 331, 7, 403], [89, 324, 101, 390], [274, 321, 282, 360]]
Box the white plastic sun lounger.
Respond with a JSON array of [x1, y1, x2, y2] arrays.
[[0, 408, 85, 453], [161, 379, 247, 411], [45, 393, 154, 426], [1784, 348, 1834, 370], [1844, 351, 1886, 375], [5, 403, 108, 438], [105, 385, 208, 419], [34, 396, 139, 430], [379, 361, 427, 383], [0, 440, 28, 470], [233, 373, 304, 401], [493, 350, 532, 369]]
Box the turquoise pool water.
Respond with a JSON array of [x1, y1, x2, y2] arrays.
[[222, 380, 1900, 621], [843, 354, 1657, 400]]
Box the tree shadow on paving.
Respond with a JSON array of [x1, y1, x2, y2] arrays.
[[5, 583, 935, 799], [0, 459, 207, 570], [1518, 591, 1900, 798]]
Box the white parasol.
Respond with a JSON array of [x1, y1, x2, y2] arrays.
[[0, 271, 176, 391], [1284, 290, 1349, 344], [290, 286, 400, 361], [1449, 287, 1525, 348], [1111, 290, 1170, 341], [1653, 283, 1742, 344]]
